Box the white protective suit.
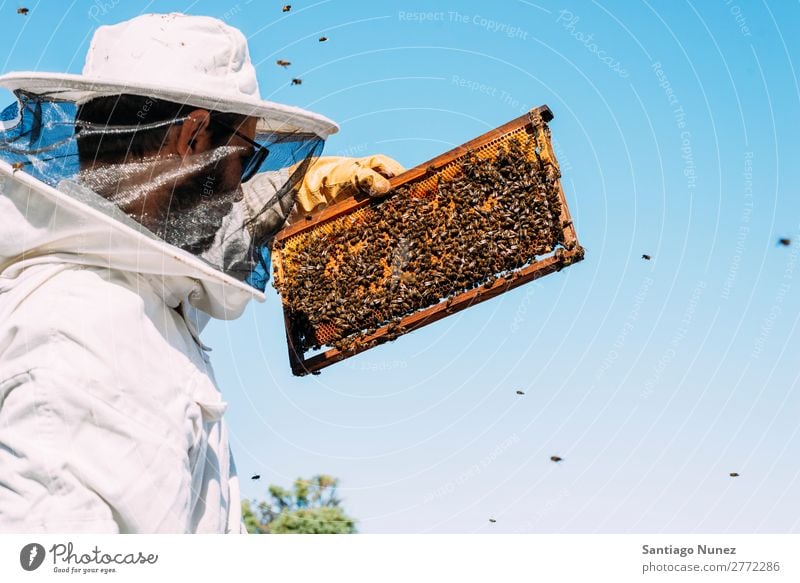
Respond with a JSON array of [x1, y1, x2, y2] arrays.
[[0, 160, 264, 533]]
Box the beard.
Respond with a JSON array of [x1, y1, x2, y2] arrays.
[[153, 166, 242, 255], [78, 147, 246, 256]]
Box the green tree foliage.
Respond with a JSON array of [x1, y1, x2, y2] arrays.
[[241, 474, 357, 534]]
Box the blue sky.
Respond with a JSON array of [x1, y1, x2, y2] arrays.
[[2, 0, 799, 533]]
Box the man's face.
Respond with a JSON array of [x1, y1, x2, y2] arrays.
[[170, 112, 258, 200], [154, 113, 259, 254], [213, 116, 258, 194], [78, 109, 260, 253]]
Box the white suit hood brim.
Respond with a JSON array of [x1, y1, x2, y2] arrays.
[[0, 72, 338, 139]]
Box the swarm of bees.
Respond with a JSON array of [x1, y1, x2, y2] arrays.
[[274, 9, 330, 87], [275, 136, 569, 354]]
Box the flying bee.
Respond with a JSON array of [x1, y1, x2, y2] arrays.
[[489, 518, 497, 523], [641, 254, 652, 260], [251, 474, 261, 480], [282, 4, 291, 11], [291, 78, 303, 85], [319, 36, 328, 42], [516, 390, 525, 395], [777, 238, 791, 247], [276, 59, 291, 67], [17, 7, 29, 15], [550, 456, 563, 463], [729, 472, 739, 477]]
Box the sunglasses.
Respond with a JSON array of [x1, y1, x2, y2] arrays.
[[178, 116, 269, 183], [208, 118, 270, 182]]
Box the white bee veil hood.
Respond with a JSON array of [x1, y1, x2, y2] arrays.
[[0, 12, 338, 316]]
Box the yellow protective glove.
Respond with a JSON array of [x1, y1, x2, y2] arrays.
[[292, 155, 406, 215]]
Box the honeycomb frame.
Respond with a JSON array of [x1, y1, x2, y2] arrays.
[[272, 105, 584, 376]]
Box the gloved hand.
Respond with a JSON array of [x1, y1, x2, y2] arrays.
[[241, 155, 405, 236], [292, 155, 406, 216]]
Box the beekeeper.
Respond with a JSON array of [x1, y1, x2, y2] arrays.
[[0, 13, 404, 533]]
